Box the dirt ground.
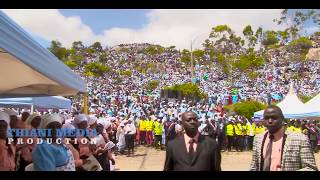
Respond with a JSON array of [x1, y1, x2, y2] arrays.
[[114, 145, 320, 171]]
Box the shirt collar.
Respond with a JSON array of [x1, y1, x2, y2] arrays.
[[184, 132, 199, 143], [269, 126, 285, 141]]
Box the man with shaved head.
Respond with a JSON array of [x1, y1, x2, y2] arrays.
[[164, 111, 221, 171], [250, 105, 318, 171]]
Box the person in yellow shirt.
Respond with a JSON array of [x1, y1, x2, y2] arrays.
[[154, 117, 164, 149], [226, 120, 235, 152], [234, 119, 244, 152], [255, 122, 266, 135], [292, 120, 302, 133], [286, 119, 295, 132], [145, 117, 154, 146], [246, 118, 256, 151], [139, 116, 146, 145]]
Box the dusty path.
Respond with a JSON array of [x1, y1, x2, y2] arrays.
[[115, 145, 320, 171]]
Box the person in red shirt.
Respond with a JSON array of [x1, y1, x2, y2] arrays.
[[0, 112, 16, 171]]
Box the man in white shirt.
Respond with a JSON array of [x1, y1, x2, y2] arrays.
[[124, 119, 136, 157]]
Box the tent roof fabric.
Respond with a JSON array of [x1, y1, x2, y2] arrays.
[[254, 84, 320, 119], [0, 96, 71, 109], [0, 11, 86, 97]]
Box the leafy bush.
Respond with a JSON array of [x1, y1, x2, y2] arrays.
[[84, 62, 111, 77], [233, 100, 267, 120], [63, 60, 77, 69], [164, 83, 207, 100], [120, 70, 132, 77], [145, 80, 159, 91], [299, 94, 313, 103]]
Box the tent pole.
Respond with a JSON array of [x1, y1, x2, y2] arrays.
[[83, 92, 88, 115]]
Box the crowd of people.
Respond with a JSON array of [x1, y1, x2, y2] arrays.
[[1, 35, 320, 171], [0, 96, 319, 171]]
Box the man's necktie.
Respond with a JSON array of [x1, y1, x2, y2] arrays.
[[188, 138, 195, 162], [263, 134, 274, 171]]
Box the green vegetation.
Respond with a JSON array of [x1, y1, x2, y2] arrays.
[[299, 94, 313, 103], [164, 83, 207, 100], [224, 101, 267, 120], [84, 62, 111, 77], [120, 70, 132, 77], [145, 80, 160, 91]]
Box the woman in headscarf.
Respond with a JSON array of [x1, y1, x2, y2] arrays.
[[0, 112, 16, 171], [31, 114, 75, 171], [116, 121, 126, 154], [62, 122, 87, 171], [93, 118, 112, 171], [72, 114, 93, 159], [17, 113, 41, 171]]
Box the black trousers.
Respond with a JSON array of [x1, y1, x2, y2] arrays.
[[125, 134, 135, 150], [248, 136, 254, 150], [235, 135, 244, 151], [154, 135, 162, 148], [94, 152, 110, 171], [227, 135, 234, 151], [140, 131, 146, 144], [218, 134, 225, 150]]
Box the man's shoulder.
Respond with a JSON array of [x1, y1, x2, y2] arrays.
[[200, 135, 218, 146], [167, 135, 183, 147], [286, 131, 308, 141], [254, 132, 267, 141]]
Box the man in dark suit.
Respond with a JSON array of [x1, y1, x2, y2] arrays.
[[163, 111, 221, 171]]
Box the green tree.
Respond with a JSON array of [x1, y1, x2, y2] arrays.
[[204, 24, 244, 76], [84, 62, 111, 77], [286, 37, 313, 61], [63, 60, 77, 69], [120, 70, 132, 77], [299, 94, 313, 103], [72, 41, 85, 52], [233, 101, 267, 120], [261, 30, 279, 48], [145, 80, 159, 91], [243, 25, 257, 48], [48, 40, 68, 61], [164, 83, 207, 101], [99, 51, 108, 63], [274, 9, 320, 40], [235, 49, 264, 72], [91, 42, 103, 53], [193, 49, 205, 63], [180, 49, 191, 64], [277, 29, 290, 45]]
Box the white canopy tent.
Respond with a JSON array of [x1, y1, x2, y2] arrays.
[[303, 93, 320, 118], [0, 96, 71, 111], [254, 83, 320, 119], [0, 11, 86, 97]]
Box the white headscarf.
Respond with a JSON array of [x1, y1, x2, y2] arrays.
[[73, 114, 89, 126], [25, 113, 40, 126], [40, 114, 62, 129], [3, 108, 18, 117], [88, 115, 98, 126], [97, 118, 111, 130], [0, 112, 10, 128]]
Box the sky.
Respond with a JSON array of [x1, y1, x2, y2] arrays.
[[1, 9, 318, 50]]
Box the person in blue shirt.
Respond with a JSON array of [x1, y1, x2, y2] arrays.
[[32, 114, 75, 171]]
